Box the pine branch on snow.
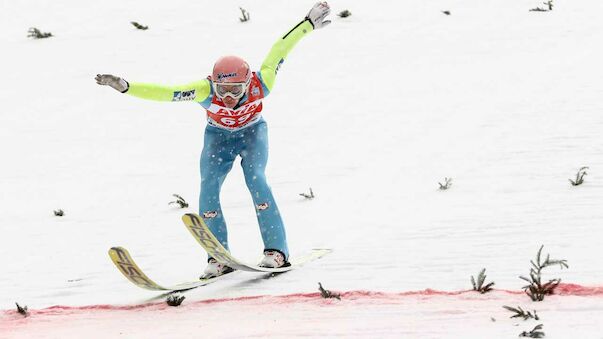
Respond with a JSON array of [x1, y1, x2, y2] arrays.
[[169, 194, 189, 208], [27, 27, 52, 39], [318, 282, 341, 300], [15, 303, 29, 317], [131, 21, 148, 30], [471, 268, 495, 293], [166, 294, 185, 306], [569, 166, 588, 186], [338, 10, 352, 18], [299, 187, 315, 199], [502, 305, 539, 320], [239, 7, 250, 22], [530, 0, 553, 12], [519, 245, 568, 301], [520, 324, 545, 338], [438, 177, 452, 190]]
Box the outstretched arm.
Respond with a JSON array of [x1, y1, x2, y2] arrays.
[[126, 80, 211, 103], [259, 2, 331, 94], [96, 74, 211, 103]]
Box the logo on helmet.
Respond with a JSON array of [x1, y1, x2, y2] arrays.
[[216, 72, 237, 81]]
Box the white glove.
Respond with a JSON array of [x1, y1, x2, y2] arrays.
[[306, 2, 331, 29], [95, 74, 129, 93]]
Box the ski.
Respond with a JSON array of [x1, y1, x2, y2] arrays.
[[182, 213, 332, 273], [108, 246, 234, 292]]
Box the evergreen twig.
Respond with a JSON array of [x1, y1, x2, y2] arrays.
[[318, 282, 341, 300], [520, 324, 545, 338], [169, 194, 189, 208], [520, 245, 568, 301], [239, 7, 250, 22], [569, 166, 588, 186], [15, 303, 29, 317], [438, 177, 453, 190], [166, 294, 185, 306], [502, 305, 539, 320], [27, 27, 52, 39], [299, 188, 315, 199], [471, 268, 495, 293], [338, 10, 352, 18], [130, 21, 148, 30], [530, 0, 553, 12]]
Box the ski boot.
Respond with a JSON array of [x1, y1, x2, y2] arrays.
[[200, 258, 234, 279], [259, 250, 290, 268]]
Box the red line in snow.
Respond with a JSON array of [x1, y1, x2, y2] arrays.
[[2, 283, 602, 316]]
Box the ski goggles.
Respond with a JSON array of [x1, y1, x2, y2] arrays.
[[213, 81, 249, 100]]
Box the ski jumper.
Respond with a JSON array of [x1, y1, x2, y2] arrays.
[[124, 20, 315, 260]]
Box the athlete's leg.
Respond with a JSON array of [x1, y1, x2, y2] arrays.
[[199, 126, 236, 253], [239, 121, 289, 259]]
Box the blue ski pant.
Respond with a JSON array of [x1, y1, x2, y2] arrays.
[[199, 119, 289, 259]]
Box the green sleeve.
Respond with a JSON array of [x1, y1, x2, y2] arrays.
[[126, 79, 211, 103], [260, 20, 314, 92]]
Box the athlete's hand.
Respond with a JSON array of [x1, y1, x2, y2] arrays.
[[95, 74, 129, 93], [306, 2, 331, 30]]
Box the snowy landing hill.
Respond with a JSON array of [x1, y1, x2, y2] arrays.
[[1, 0, 603, 337]]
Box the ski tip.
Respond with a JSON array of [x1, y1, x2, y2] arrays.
[[182, 213, 199, 222], [108, 246, 120, 254]]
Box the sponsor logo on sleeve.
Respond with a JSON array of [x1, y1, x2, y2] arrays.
[[172, 89, 196, 101], [275, 58, 284, 74]]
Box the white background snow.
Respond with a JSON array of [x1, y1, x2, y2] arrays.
[[1, 0, 603, 337]]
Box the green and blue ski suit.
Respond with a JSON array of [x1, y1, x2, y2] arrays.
[[124, 20, 316, 260]]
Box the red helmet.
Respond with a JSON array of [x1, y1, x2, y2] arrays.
[[212, 56, 251, 84], [212, 56, 251, 105]]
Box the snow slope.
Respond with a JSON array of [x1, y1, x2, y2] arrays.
[[1, 0, 603, 337]]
